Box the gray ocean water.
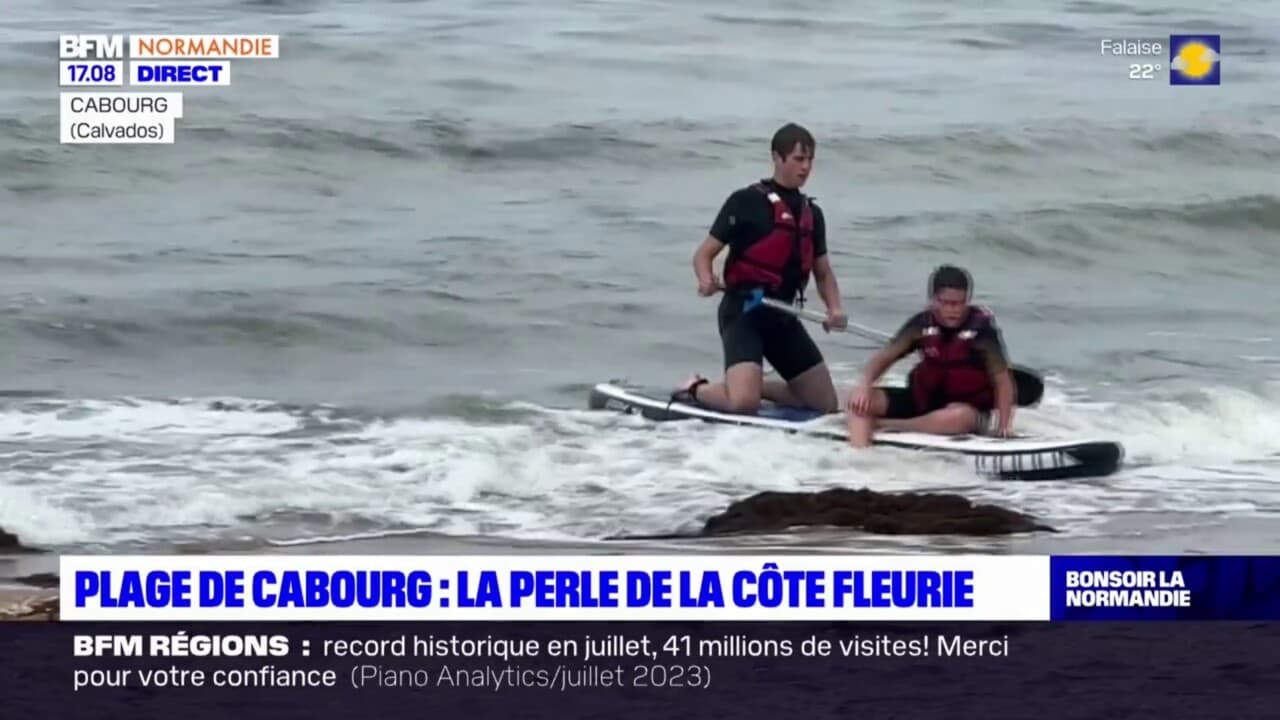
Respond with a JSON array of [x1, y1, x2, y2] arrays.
[[1, 0, 1277, 555]]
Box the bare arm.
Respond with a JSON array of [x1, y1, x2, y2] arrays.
[[975, 328, 1015, 433], [992, 370, 1016, 434], [693, 234, 726, 290], [697, 190, 739, 291], [859, 323, 917, 387], [858, 348, 901, 388], [811, 255, 844, 315]]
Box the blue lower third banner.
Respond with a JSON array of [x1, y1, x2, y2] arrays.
[[1050, 555, 1280, 620], [55, 554, 1280, 621]]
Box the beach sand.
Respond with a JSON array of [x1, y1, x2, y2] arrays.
[[1, 513, 1273, 621], [0, 587, 59, 621]]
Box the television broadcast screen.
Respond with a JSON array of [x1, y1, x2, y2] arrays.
[[2, 2, 1276, 718]]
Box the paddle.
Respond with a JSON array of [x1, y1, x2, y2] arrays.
[[742, 289, 1045, 407]]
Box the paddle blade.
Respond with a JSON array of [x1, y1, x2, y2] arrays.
[[1012, 366, 1044, 407]]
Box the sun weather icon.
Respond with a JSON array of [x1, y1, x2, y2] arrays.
[[1169, 34, 1220, 85]]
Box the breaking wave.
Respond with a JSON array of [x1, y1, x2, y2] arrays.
[[1, 378, 1277, 552]]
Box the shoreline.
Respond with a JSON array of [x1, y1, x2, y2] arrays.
[[4, 514, 1276, 622], [0, 587, 59, 621]]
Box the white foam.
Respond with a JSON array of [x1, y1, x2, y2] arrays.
[[0, 378, 1276, 551], [0, 483, 92, 546], [0, 397, 303, 441], [1025, 381, 1280, 465]]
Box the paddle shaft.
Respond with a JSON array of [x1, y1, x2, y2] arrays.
[[750, 294, 1045, 407], [755, 296, 889, 343]]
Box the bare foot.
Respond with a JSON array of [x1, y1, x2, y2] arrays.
[[846, 414, 874, 448], [673, 373, 707, 402]]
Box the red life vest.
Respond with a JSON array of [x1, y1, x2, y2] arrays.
[[722, 183, 815, 298], [907, 306, 996, 412]]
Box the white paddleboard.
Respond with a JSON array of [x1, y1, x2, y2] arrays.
[[588, 380, 1124, 481]]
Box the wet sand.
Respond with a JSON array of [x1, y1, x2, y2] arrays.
[[0, 587, 59, 621]]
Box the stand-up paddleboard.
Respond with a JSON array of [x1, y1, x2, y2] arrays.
[[587, 380, 1124, 481]]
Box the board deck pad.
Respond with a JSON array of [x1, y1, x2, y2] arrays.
[[588, 380, 1124, 481]]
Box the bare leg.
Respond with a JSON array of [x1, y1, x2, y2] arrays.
[[778, 362, 839, 413], [761, 378, 802, 406], [845, 388, 890, 448], [876, 403, 980, 435], [677, 362, 764, 414], [847, 412, 874, 448]]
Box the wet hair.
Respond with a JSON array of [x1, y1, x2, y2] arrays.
[[928, 264, 972, 298], [771, 123, 815, 159]]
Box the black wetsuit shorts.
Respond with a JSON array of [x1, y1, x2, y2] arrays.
[[717, 291, 824, 381], [880, 385, 995, 434]]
